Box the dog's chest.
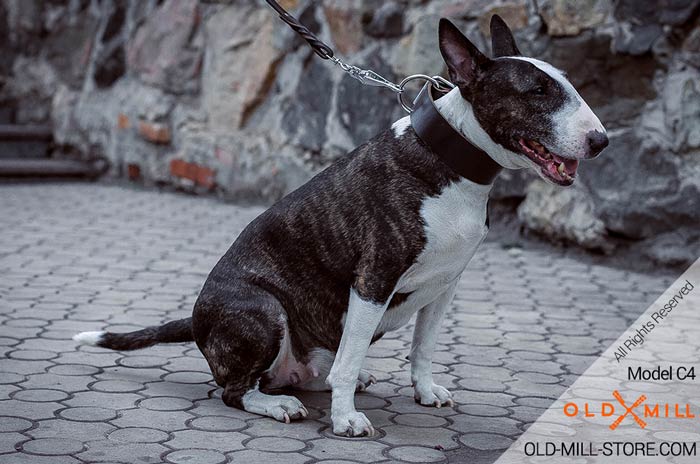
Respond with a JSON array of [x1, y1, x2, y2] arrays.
[[377, 179, 490, 333]]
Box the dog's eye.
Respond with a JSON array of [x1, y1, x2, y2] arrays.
[[532, 86, 545, 95]]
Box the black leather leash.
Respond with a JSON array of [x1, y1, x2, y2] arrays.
[[265, 0, 503, 185], [265, 0, 334, 59]]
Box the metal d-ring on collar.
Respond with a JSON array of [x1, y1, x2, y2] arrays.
[[397, 74, 454, 113], [410, 83, 503, 185]]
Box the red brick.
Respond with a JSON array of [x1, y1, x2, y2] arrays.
[[127, 164, 141, 180], [195, 165, 216, 189], [117, 113, 130, 130], [170, 159, 187, 178], [170, 159, 216, 189], [138, 121, 171, 144]]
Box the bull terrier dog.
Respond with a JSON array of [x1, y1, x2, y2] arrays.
[[75, 16, 608, 437]]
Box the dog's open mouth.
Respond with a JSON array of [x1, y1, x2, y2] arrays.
[[518, 139, 579, 186]]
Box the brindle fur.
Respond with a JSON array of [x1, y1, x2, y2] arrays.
[[191, 127, 461, 405]]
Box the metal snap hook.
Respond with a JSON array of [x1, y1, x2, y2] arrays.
[[397, 75, 455, 113]]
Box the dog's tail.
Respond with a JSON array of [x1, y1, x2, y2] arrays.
[[73, 317, 193, 351]]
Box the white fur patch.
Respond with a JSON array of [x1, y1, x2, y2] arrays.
[[435, 89, 530, 170], [375, 179, 490, 336], [397, 179, 490, 290], [72, 331, 105, 346], [509, 56, 606, 157], [391, 116, 411, 138]]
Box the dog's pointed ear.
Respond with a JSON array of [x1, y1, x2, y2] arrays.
[[438, 18, 490, 92], [490, 15, 521, 57]]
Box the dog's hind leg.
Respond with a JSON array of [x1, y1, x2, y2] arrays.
[[236, 383, 308, 423], [193, 288, 308, 423]]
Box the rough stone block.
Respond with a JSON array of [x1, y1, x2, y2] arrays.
[[126, 0, 202, 94]]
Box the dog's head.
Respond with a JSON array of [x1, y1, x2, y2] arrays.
[[437, 16, 608, 186]]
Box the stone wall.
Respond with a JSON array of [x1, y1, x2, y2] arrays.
[[1, 0, 699, 265]]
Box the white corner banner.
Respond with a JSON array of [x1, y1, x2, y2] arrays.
[[496, 258, 700, 463]]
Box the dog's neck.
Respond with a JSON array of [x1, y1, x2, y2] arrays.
[[434, 88, 530, 171]]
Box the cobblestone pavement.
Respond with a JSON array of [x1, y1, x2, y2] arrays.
[[0, 183, 678, 464]]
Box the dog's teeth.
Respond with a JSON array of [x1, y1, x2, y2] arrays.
[[557, 162, 565, 175]]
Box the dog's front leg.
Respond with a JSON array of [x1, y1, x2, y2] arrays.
[[410, 282, 457, 408], [327, 289, 387, 437]]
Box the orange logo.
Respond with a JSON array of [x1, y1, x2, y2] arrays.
[[563, 392, 695, 430], [609, 390, 646, 430]]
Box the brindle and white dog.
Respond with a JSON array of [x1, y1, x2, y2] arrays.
[[75, 16, 608, 437]]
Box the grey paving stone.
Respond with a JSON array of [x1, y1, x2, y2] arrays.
[[306, 438, 388, 462], [244, 417, 323, 440], [448, 416, 522, 436], [166, 429, 248, 452], [108, 427, 170, 443], [59, 406, 118, 422], [456, 377, 508, 393], [513, 372, 561, 384], [27, 419, 115, 441], [388, 445, 447, 463], [509, 405, 547, 423], [312, 461, 360, 464], [21, 373, 94, 393], [393, 413, 448, 428], [77, 441, 168, 463], [458, 432, 514, 451], [117, 355, 168, 368], [0, 184, 674, 464], [451, 391, 516, 408], [21, 437, 85, 455], [457, 404, 509, 417], [188, 415, 247, 432], [0, 359, 53, 375], [381, 424, 459, 450], [0, 453, 80, 464], [13, 388, 69, 402], [247, 436, 307, 452], [0, 416, 32, 432], [111, 408, 191, 432], [0, 373, 25, 384], [162, 371, 212, 384], [65, 391, 141, 409], [48, 364, 100, 376], [0, 432, 25, 454], [0, 400, 64, 420], [138, 396, 193, 411], [165, 449, 227, 464], [228, 449, 310, 464], [514, 396, 556, 408]]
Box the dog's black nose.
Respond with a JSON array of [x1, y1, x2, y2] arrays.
[[586, 130, 608, 158]]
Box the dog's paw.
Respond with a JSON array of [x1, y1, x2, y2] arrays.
[[265, 395, 309, 423], [355, 370, 377, 392], [414, 383, 454, 408], [332, 410, 375, 437]]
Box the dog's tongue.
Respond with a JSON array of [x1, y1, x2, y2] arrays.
[[551, 152, 579, 175]]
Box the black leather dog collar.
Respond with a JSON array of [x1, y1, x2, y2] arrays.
[[410, 84, 503, 185]]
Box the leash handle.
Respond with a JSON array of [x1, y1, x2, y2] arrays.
[[265, 0, 334, 59]]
